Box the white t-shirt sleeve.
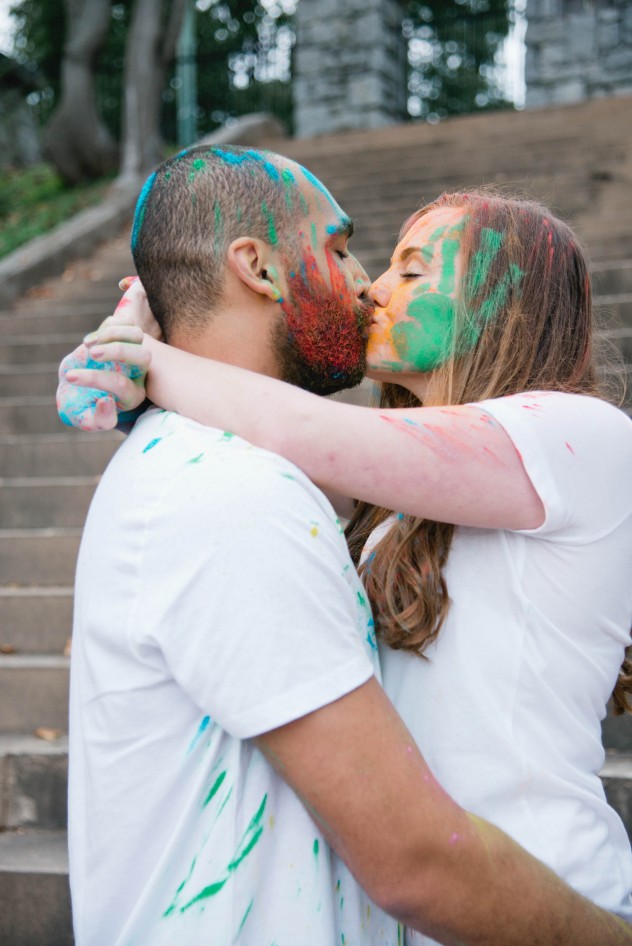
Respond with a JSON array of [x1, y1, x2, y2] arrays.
[[476, 392, 632, 542], [134, 448, 374, 738]]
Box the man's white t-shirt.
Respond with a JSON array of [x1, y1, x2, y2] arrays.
[[69, 409, 400, 946], [371, 393, 632, 943]]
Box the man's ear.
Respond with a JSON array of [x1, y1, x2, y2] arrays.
[[226, 237, 283, 302]]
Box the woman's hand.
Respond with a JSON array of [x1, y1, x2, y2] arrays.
[[56, 278, 154, 431]]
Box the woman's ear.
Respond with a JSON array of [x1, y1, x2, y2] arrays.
[[227, 238, 283, 302]]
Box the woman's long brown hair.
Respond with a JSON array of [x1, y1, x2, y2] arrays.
[[345, 189, 632, 714]]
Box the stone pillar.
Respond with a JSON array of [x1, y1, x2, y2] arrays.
[[525, 0, 632, 108], [293, 0, 407, 138]]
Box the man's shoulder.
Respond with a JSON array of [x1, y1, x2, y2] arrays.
[[121, 409, 334, 519]]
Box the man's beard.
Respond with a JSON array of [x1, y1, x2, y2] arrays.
[[273, 266, 372, 397]]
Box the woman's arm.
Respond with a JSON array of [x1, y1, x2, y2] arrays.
[[75, 326, 543, 531]]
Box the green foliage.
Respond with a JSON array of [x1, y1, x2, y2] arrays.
[[0, 164, 112, 259], [404, 0, 514, 121], [163, 1, 296, 140], [9, 0, 514, 144], [9, 0, 296, 143]]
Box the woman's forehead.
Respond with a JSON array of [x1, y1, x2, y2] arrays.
[[397, 206, 467, 254]]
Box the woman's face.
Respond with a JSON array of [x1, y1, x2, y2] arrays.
[[366, 206, 467, 381]]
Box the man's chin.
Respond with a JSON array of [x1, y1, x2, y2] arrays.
[[283, 357, 367, 397]]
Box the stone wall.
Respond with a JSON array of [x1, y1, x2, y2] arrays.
[[525, 0, 632, 107], [293, 0, 407, 138]]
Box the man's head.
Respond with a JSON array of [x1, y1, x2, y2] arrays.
[[131, 146, 372, 395]]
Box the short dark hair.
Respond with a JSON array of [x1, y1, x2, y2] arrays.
[[131, 145, 306, 340]]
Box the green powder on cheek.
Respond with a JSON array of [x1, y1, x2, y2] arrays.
[[392, 293, 456, 371]]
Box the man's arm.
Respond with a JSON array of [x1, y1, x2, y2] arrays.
[[257, 677, 631, 946]]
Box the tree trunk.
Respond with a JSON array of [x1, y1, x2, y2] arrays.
[[119, 0, 187, 185], [43, 0, 118, 183]]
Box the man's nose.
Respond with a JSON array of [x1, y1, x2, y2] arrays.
[[352, 258, 371, 297]]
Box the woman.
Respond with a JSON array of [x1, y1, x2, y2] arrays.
[[64, 190, 632, 928]]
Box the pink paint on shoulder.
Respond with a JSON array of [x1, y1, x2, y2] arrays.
[[449, 832, 460, 846], [565, 441, 575, 455]]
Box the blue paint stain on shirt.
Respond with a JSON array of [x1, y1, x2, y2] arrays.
[[142, 437, 162, 453], [187, 715, 212, 754]]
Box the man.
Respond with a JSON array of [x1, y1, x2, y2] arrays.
[[58, 145, 632, 945]]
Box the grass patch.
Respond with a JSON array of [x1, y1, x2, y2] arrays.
[[0, 164, 113, 260]]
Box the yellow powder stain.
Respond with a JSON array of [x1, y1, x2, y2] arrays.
[[268, 815, 275, 829], [310, 523, 319, 538]]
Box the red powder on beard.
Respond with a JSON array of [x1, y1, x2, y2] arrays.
[[279, 244, 368, 378]]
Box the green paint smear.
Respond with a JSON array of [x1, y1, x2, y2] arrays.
[[393, 292, 455, 371], [311, 221, 317, 248], [468, 227, 503, 296], [437, 237, 460, 294], [213, 201, 223, 253], [281, 168, 296, 209], [313, 838, 319, 857], [203, 770, 226, 807], [188, 453, 204, 464], [237, 898, 254, 937], [261, 201, 278, 245], [178, 794, 267, 914]]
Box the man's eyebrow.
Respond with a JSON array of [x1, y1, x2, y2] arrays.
[[327, 217, 354, 238]]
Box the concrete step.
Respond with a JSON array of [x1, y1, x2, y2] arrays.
[[592, 260, 632, 297], [0, 735, 68, 830], [602, 326, 632, 362], [0, 530, 81, 585], [0, 477, 98, 529], [0, 365, 60, 398], [594, 294, 632, 328], [0, 829, 73, 946], [0, 587, 72, 654], [0, 305, 112, 338], [0, 336, 82, 367], [0, 433, 120, 477], [0, 398, 68, 435], [0, 655, 69, 733]]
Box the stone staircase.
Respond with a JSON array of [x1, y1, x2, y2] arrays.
[[2, 94, 632, 943]]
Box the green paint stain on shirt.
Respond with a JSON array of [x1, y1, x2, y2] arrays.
[[178, 794, 268, 914], [313, 838, 319, 857], [236, 898, 254, 937], [222, 431, 235, 440], [142, 437, 162, 453], [203, 770, 226, 807], [188, 453, 205, 464]]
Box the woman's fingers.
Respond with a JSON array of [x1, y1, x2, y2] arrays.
[[112, 277, 162, 339], [84, 324, 144, 346], [82, 339, 152, 373], [63, 367, 144, 409]]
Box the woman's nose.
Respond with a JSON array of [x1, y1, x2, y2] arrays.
[[369, 275, 392, 308]]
